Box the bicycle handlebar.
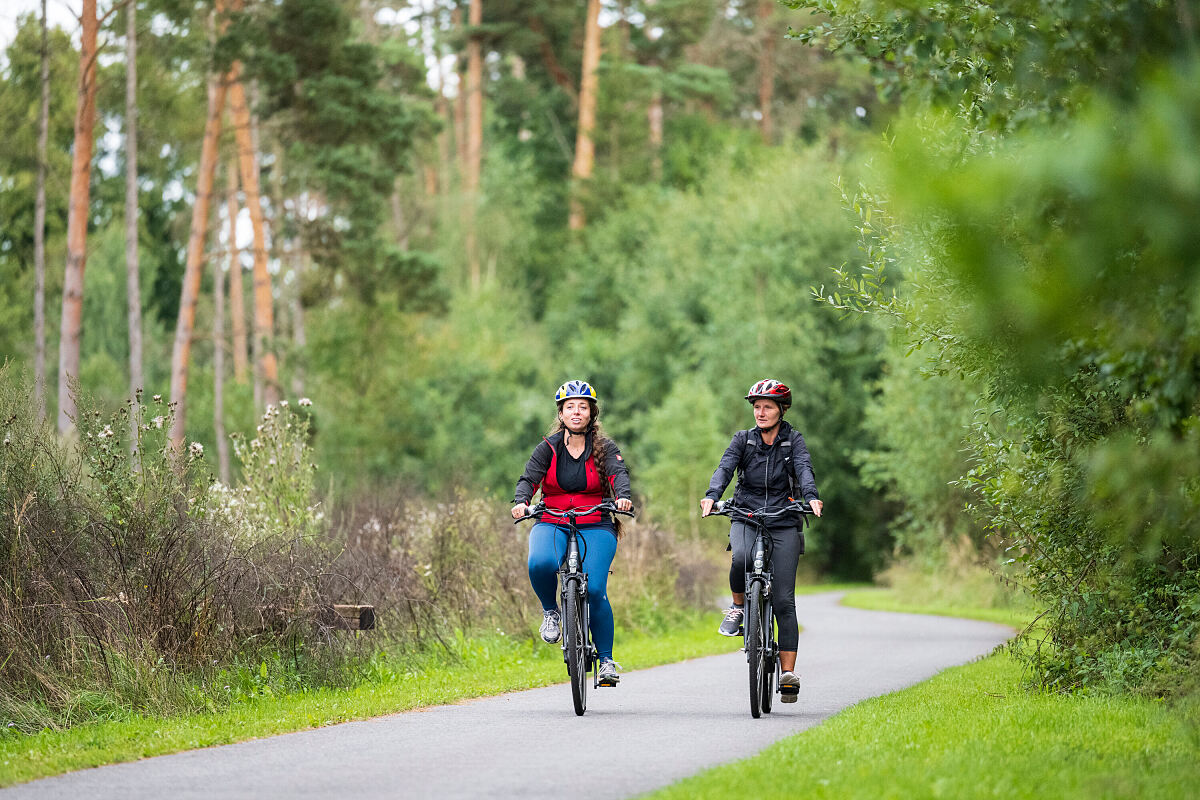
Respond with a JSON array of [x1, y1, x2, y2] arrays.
[[513, 500, 635, 524], [710, 499, 812, 520]]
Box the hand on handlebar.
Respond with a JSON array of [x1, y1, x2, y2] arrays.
[[700, 498, 715, 517], [511, 503, 530, 520], [809, 499, 823, 517], [615, 497, 633, 513]]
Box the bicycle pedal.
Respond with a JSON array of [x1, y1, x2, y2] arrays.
[[598, 678, 619, 687], [779, 685, 800, 695]]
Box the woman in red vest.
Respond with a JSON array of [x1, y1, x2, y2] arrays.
[[511, 380, 633, 686]]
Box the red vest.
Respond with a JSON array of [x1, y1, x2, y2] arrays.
[[539, 436, 613, 525]]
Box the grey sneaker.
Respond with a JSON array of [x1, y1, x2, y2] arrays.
[[597, 658, 621, 686], [539, 609, 561, 643], [718, 605, 744, 637], [779, 670, 800, 703]]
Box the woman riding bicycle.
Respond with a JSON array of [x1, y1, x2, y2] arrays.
[[511, 380, 634, 686], [700, 379, 823, 702]]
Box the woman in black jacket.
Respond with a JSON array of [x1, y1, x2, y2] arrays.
[[700, 379, 823, 702]]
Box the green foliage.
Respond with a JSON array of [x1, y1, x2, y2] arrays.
[[792, 0, 1190, 131], [819, 60, 1200, 691], [223, 399, 321, 541], [856, 346, 979, 559]]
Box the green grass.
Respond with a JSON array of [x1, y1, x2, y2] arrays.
[[642, 593, 1199, 800], [644, 652, 1200, 800], [0, 613, 740, 788], [841, 587, 1033, 628]]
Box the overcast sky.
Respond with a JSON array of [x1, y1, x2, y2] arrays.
[[0, 0, 79, 50]]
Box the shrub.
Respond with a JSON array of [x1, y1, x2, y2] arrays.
[[0, 369, 347, 731]]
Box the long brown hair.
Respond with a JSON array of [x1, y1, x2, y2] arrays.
[[551, 399, 625, 539]]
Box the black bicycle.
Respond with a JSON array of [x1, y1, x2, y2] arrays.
[[710, 499, 812, 718], [515, 499, 634, 716]]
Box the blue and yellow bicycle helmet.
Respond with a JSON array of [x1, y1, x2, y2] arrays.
[[555, 380, 598, 404]]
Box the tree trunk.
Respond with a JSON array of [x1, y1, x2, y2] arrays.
[[648, 79, 663, 181], [464, 0, 483, 287], [452, 5, 467, 172], [568, 0, 601, 231], [57, 0, 100, 434], [125, 0, 144, 447], [226, 158, 248, 383], [228, 72, 280, 409], [168, 18, 227, 450], [213, 241, 230, 484], [290, 247, 307, 397], [757, 0, 776, 145], [33, 0, 49, 421], [424, 4, 451, 196]]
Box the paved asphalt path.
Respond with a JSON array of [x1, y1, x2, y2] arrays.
[[5, 592, 1012, 799]]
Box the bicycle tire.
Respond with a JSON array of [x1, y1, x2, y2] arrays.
[[761, 604, 775, 714], [745, 585, 765, 719], [564, 578, 588, 716]]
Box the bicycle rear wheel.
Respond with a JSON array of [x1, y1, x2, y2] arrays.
[[745, 585, 765, 719], [564, 578, 588, 716]]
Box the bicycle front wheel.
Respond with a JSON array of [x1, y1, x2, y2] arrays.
[[760, 605, 776, 714], [745, 585, 765, 719], [564, 577, 588, 716]]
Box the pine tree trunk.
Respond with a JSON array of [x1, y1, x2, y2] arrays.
[[568, 0, 602, 231], [452, 5, 467, 172], [213, 243, 230, 484], [168, 23, 227, 449], [228, 73, 280, 409], [464, 0, 483, 287], [226, 159, 248, 383], [757, 0, 776, 145], [57, 0, 99, 434], [125, 0, 144, 444], [33, 0, 49, 421]]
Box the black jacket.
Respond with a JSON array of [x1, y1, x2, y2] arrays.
[[704, 420, 819, 529]]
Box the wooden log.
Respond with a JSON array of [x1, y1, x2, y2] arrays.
[[328, 604, 376, 631]]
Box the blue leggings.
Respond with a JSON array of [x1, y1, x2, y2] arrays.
[[527, 522, 618, 660]]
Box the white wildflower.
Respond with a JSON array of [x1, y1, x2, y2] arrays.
[[189, 442, 204, 458], [152, 394, 162, 403], [250, 438, 262, 449], [152, 416, 164, 429], [98, 425, 114, 440], [2, 433, 10, 446], [298, 397, 312, 407], [279, 400, 289, 408], [268, 457, 276, 466]]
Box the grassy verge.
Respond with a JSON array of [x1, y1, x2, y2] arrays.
[[0, 612, 740, 788], [644, 652, 1200, 800], [840, 587, 1032, 628], [643, 594, 1199, 800]]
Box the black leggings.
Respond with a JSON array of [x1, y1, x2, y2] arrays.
[[728, 521, 804, 651]]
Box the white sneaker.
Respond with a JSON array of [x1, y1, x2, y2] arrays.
[[598, 658, 621, 686], [539, 609, 561, 643], [779, 670, 800, 703]]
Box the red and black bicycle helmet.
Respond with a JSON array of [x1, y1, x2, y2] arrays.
[[745, 378, 792, 411]]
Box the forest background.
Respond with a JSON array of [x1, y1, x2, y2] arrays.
[[1, 0, 1198, 733]]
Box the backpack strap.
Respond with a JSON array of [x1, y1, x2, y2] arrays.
[[733, 429, 756, 496], [779, 432, 797, 500]]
